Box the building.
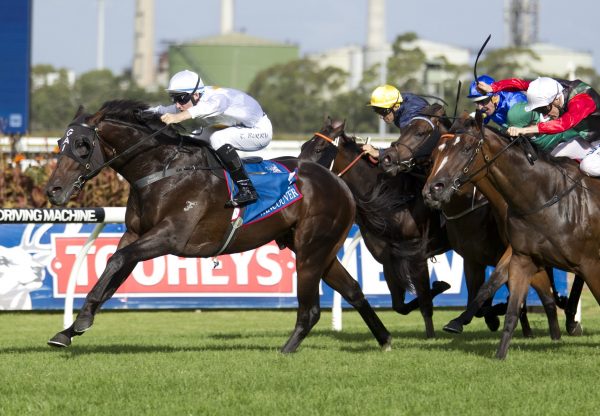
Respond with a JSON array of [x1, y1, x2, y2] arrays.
[[166, 32, 299, 91]]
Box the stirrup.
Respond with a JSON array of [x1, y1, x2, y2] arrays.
[[225, 189, 258, 208]]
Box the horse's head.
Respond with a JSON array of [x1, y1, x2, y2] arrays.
[[299, 117, 347, 167], [45, 100, 167, 206], [380, 104, 449, 176], [422, 119, 488, 209], [45, 106, 105, 205]]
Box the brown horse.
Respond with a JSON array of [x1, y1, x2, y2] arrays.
[[44, 100, 392, 353], [423, 115, 593, 359], [380, 105, 582, 337], [300, 119, 453, 338]]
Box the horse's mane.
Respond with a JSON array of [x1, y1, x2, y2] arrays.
[[419, 103, 453, 130], [95, 99, 183, 140], [98, 99, 149, 123]]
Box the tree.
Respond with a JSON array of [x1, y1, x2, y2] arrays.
[[248, 59, 347, 134]]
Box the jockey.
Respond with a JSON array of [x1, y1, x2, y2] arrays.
[[362, 84, 428, 159], [151, 69, 273, 208], [477, 76, 600, 141], [467, 74, 527, 128], [507, 101, 600, 176]]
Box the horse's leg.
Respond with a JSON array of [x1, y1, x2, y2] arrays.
[[496, 254, 538, 360], [323, 259, 391, 350], [529, 269, 561, 340], [444, 257, 509, 334], [410, 260, 436, 338], [518, 299, 533, 338], [382, 260, 409, 315], [464, 260, 499, 331], [51, 229, 172, 345], [565, 275, 584, 336]]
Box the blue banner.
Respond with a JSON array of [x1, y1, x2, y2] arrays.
[[0, 0, 31, 134]]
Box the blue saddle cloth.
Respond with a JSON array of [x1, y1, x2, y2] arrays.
[[225, 160, 302, 225]]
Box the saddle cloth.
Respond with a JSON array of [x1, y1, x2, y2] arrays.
[[224, 160, 302, 225]]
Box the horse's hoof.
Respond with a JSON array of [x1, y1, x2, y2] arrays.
[[432, 280, 451, 293], [485, 314, 500, 332], [47, 333, 71, 348], [567, 322, 583, 336], [73, 315, 94, 334], [381, 339, 392, 352], [443, 320, 463, 334]]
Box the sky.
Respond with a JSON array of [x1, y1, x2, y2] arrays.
[[32, 0, 600, 76]]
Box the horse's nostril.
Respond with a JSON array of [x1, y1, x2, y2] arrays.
[[432, 183, 445, 193], [46, 186, 62, 197]]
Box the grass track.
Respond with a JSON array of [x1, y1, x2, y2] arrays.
[[1, 292, 599, 416]]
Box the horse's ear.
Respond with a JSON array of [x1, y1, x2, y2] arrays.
[[474, 110, 485, 135], [73, 105, 85, 120], [331, 119, 345, 131]]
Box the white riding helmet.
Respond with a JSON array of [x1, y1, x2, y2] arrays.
[[166, 70, 205, 94], [524, 77, 564, 112]]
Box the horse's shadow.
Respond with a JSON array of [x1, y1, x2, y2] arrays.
[[5, 326, 597, 357]]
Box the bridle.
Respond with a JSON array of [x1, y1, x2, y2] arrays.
[[386, 116, 440, 173], [439, 132, 521, 191], [58, 119, 168, 191], [312, 132, 369, 177]]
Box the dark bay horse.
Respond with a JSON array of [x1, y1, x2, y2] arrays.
[[44, 100, 392, 353], [423, 116, 594, 359], [380, 105, 582, 337], [299, 119, 452, 338]]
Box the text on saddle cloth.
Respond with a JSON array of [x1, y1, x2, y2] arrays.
[[224, 160, 303, 225]]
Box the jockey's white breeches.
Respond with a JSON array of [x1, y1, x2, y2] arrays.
[[551, 138, 600, 177], [190, 114, 272, 152]]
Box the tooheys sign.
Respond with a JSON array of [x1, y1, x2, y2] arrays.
[[48, 235, 297, 298]]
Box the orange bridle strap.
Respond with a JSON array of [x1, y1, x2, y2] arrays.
[[314, 132, 335, 143], [313, 132, 368, 177], [440, 133, 456, 140]]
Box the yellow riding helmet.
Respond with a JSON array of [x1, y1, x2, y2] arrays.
[[368, 85, 403, 108]]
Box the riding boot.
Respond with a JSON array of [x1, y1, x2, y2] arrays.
[[216, 144, 258, 208]]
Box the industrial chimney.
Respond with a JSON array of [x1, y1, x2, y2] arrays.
[[221, 0, 234, 35], [132, 0, 155, 89]]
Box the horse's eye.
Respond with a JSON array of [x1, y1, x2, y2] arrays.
[[74, 138, 91, 158]]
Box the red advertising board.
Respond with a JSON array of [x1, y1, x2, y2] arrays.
[[49, 235, 297, 298]]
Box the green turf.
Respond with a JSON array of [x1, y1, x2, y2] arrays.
[[1, 292, 599, 416]]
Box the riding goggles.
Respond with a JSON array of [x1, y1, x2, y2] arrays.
[[373, 106, 394, 117], [533, 104, 552, 115], [475, 96, 492, 107], [170, 93, 192, 105]]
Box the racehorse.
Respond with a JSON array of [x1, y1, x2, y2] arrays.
[[379, 105, 582, 337], [44, 100, 392, 353], [422, 114, 594, 359], [300, 119, 453, 338]]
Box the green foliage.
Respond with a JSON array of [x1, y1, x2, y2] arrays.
[[387, 32, 427, 92], [1, 301, 600, 415], [248, 58, 348, 133], [30, 66, 165, 136], [477, 47, 541, 80]]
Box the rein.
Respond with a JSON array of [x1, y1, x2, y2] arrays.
[[443, 131, 582, 216], [386, 116, 440, 173], [443, 132, 522, 190], [313, 132, 368, 177]]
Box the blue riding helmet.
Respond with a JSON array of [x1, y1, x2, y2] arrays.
[[467, 75, 495, 101]]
